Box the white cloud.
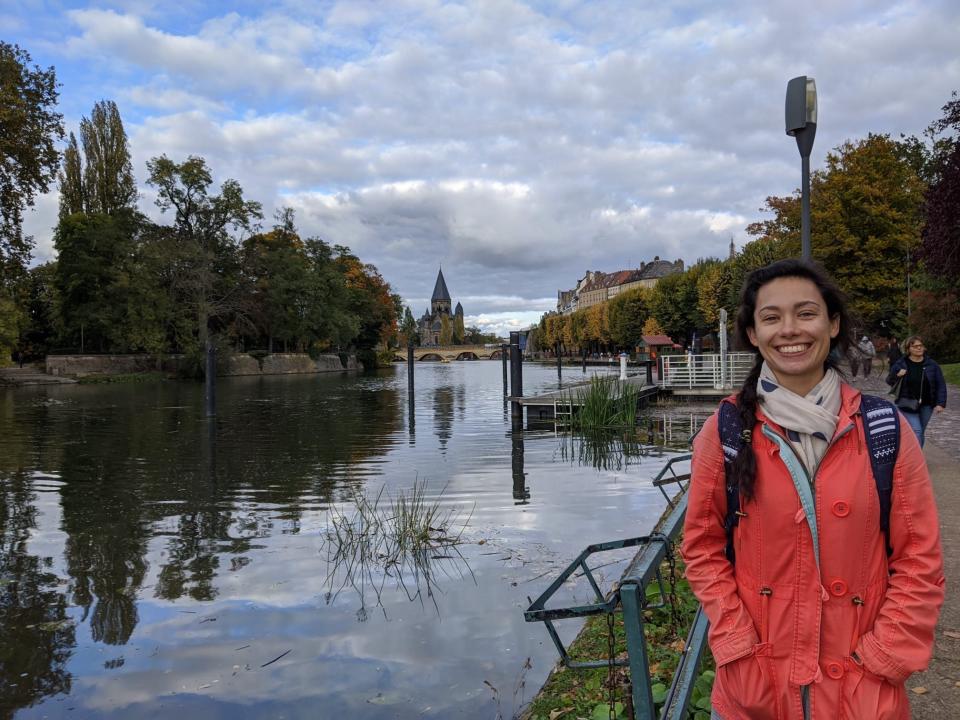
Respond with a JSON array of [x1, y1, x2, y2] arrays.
[[13, 0, 960, 329]]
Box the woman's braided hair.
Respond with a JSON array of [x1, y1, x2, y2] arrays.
[[730, 259, 853, 501]]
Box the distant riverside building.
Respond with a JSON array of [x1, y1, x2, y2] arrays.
[[418, 268, 465, 346], [556, 257, 684, 314]]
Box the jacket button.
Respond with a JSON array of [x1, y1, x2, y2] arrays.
[[832, 500, 850, 517], [826, 662, 844, 679], [830, 579, 848, 597]]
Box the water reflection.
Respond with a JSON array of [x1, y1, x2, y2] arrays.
[[511, 433, 530, 505], [0, 471, 75, 714]]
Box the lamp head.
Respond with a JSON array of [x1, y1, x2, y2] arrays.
[[785, 76, 817, 136]]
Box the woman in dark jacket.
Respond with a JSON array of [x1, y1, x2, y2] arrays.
[[887, 335, 947, 446]]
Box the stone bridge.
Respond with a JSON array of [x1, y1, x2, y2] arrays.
[[393, 344, 504, 361]]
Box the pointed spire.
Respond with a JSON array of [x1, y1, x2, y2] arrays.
[[431, 267, 451, 303]]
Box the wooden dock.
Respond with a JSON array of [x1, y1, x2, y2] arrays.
[[514, 375, 661, 422]]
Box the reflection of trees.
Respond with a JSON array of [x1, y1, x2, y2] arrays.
[[0, 471, 75, 716]]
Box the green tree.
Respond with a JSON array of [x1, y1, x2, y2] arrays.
[[747, 134, 923, 331], [400, 306, 418, 346], [334, 246, 397, 366], [649, 271, 700, 344], [79, 100, 136, 215], [608, 288, 649, 349], [146, 155, 262, 371], [53, 210, 141, 351], [58, 132, 85, 219], [453, 311, 465, 345], [0, 42, 64, 279]]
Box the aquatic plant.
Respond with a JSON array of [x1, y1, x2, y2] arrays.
[[561, 375, 641, 431], [320, 479, 475, 615], [557, 431, 656, 471]]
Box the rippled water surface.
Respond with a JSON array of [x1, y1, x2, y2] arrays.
[[0, 362, 702, 719]]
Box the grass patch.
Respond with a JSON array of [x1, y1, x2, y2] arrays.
[[522, 551, 714, 720], [941, 363, 960, 387], [562, 376, 640, 431], [77, 371, 168, 384], [321, 480, 474, 614]]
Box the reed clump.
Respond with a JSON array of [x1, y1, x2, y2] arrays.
[[321, 480, 474, 613], [563, 375, 640, 431]]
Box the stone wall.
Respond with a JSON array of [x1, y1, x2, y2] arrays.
[[46, 353, 357, 378]]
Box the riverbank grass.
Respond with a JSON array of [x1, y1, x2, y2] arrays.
[[522, 551, 714, 720], [564, 376, 640, 431]]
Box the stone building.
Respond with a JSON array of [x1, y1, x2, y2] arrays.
[[418, 268, 465, 346], [556, 257, 684, 314]]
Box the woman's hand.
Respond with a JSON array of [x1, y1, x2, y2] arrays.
[[934, 405, 945, 414], [897, 369, 907, 377]]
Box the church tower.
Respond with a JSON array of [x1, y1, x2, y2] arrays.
[[431, 267, 452, 316]]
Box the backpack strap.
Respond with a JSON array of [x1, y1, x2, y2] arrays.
[[717, 400, 744, 564], [859, 394, 900, 557]]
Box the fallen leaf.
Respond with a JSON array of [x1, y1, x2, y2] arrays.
[[911, 686, 928, 695], [549, 708, 571, 719], [944, 630, 960, 640], [478, 539, 486, 545]]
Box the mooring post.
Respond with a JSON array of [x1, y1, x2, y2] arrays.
[[556, 344, 562, 379], [205, 335, 216, 418], [511, 431, 529, 504], [407, 340, 415, 396], [619, 352, 628, 380], [510, 331, 523, 423], [645, 359, 654, 386], [719, 308, 729, 389], [501, 343, 509, 396], [582, 349, 587, 373]]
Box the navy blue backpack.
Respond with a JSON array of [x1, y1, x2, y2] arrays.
[[719, 394, 900, 564]]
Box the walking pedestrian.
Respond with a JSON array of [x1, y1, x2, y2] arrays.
[[857, 335, 876, 377], [886, 335, 947, 447], [683, 259, 944, 720], [846, 343, 862, 379], [886, 337, 902, 369]]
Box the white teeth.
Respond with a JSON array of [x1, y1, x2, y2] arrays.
[[778, 345, 808, 354]]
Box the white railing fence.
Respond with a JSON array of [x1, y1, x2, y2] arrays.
[[660, 352, 756, 389]]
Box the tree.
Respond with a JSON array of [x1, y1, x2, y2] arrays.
[[747, 134, 924, 331], [400, 306, 418, 346], [649, 271, 700, 344], [146, 155, 262, 371], [58, 133, 85, 219], [439, 314, 453, 345], [921, 91, 960, 293], [0, 42, 64, 280], [80, 100, 136, 215], [608, 287, 649, 349], [53, 210, 140, 351], [453, 310, 465, 345], [333, 246, 398, 366], [642, 317, 664, 336]]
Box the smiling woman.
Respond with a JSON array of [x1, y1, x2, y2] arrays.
[[682, 259, 944, 720]]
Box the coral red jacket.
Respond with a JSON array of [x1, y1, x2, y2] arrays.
[[682, 384, 944, 720]]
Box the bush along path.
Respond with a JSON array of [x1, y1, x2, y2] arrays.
[[521, 551, 715, 720]]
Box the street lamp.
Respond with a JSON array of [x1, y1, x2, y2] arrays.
[[785, 76, 817, 260]]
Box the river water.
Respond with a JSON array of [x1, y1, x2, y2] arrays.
[[0, 362, 706, 719]]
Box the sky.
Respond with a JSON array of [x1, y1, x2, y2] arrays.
[[5, 1, 959, 336]]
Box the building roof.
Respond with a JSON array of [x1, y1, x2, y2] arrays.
[[455, 301, 463, 313], [432, 268, 451, 302], [641, 334, 675, 346], [639, 257, 683, 279]]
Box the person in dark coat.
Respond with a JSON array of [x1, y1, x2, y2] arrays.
[[887, 335, 948, 447], [886, 337, 902, 368]]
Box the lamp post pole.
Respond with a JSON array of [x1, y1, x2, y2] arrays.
[[785, 76, 818, 261]]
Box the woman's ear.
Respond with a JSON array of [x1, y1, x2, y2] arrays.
[[829, 314, 840, 339], [746, 326, 759, 348]]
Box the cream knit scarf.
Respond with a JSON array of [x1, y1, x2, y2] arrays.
[[757, 361, 842, 477]]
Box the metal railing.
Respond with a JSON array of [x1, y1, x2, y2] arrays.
[[524, 454, 709, 720], [660, 352, 754, 389]]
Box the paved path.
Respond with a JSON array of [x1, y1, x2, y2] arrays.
[[849, 368, 959, 717]]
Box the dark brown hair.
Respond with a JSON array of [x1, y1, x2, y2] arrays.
[[730, 259, 853, 501]]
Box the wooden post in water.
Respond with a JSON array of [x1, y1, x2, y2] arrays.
[[510, 331, 523, 424], [407, 341, 415, 395], [582, 349, 587, 373], [556, 343, 562, 379], [501, 343, 509, 396], [205, 336, 216, 418]]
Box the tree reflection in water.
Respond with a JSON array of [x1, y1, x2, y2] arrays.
[[0, 470, 75, 715]]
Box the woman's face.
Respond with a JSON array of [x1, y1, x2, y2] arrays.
[[746, 276, 840, 396], [907, 339, 925, 360]]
